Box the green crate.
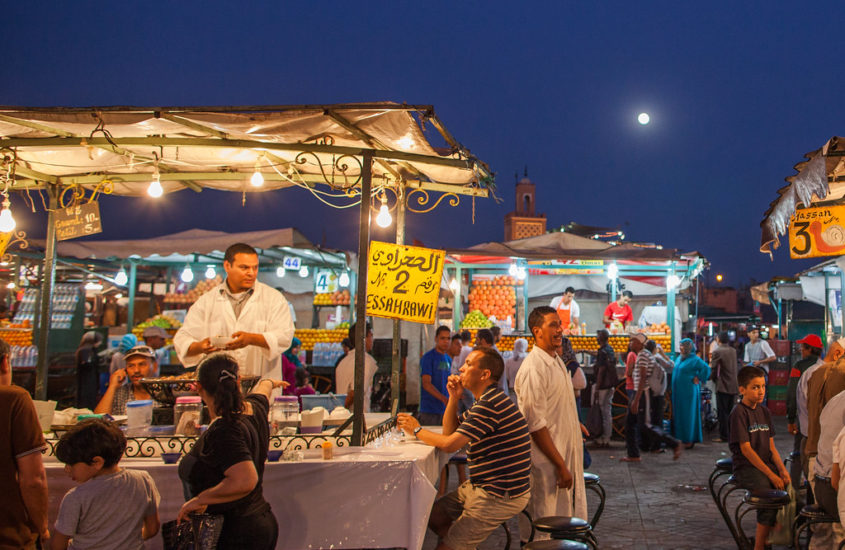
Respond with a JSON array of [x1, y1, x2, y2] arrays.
[[767, 386, 787, 401]]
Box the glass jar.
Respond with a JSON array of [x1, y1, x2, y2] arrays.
[[271, 396, 299, 435], [174, 396, 203, 436]]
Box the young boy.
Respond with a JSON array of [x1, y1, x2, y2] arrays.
[[52, 419, 160, 550], [729, 365, 791, 550]]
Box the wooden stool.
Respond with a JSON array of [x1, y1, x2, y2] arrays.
[[583, 472, 605, 528], [533, 516, 597, 550]]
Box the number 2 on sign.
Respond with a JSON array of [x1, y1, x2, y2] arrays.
[[791, 221, 811, 256], [393, 270, 409, 294]]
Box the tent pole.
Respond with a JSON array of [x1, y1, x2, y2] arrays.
[[824, 273, 831, 345], [34, 184, 58, 401], [839, 271, 845, 337], [391, 184, 406, 414], [127, 262, 138, 332], [667, 265, 676, 353], [352, 151, 373, 446]]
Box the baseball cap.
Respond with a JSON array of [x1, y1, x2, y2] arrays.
[[124, 345, 156, 361], [142, 326, 168, 339], [796, 334, 823, 350]]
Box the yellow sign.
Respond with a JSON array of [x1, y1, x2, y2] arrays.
[[366, 241, 445, 324], [789, 205, 845, 259]]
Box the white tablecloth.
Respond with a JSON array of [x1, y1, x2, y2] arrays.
[[45, 440, 448, 550]]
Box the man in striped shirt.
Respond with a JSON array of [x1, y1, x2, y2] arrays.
[[398, 348, 531, 550]]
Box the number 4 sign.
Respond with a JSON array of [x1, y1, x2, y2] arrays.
[[365, 241, 445, 324], [789, 204, 845, 259]]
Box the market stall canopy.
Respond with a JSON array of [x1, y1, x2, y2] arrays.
[[0, 103, 492, 198], [760, 136, 845, 256], [44, 228, 316, 261]]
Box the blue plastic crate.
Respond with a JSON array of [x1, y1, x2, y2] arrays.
[[301, 393, 347, 411]]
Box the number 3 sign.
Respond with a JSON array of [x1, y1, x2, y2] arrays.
[[789, 205, 845, 259], [366, 241, 445, 324]]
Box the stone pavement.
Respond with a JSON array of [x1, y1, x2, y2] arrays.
[[423, 416, 795, 550]]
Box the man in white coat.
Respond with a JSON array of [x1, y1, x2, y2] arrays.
[[515, 305, 586, 542], [174, 243, 295, 380]]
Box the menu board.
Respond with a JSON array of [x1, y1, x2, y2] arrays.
[[55, 201, 103, 241]]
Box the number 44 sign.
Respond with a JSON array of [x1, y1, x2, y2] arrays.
[[789, 204, 845, 259], [366, 241, 445, 324]]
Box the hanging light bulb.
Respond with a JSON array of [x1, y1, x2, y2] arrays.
[[299, 265, 309, 278], [6, 282, 14, 289], [276, 266, 286, 278], [338, 272, 350, 288], [449, 278, 459, 293], [376, 194, 392, 228], [205, 266, 216, 279], [517, 266, 527, 280], [0, 197, 16, 233], [508, 263, 518, 277], [607, 263, 619, 281], [180, 265, 194, 283], [114, 266, 128, 286], [666, 274, 681, 290], [250, 155, 265, 187], [147, 167, 163, 198]]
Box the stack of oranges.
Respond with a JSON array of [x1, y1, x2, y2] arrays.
[[0, 321, 33, 345], [468, 276, 517, 323], [294, 328, 348, 350]]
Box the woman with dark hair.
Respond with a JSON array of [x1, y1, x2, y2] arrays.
[[75, 331, 103, 409], [177, 353, 286, 549], [281, 337, 301, 395]]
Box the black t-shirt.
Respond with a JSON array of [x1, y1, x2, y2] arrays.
[[729, 400, 775, 472], [178, 394, 270, 516]]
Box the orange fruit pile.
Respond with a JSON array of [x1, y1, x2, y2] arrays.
[[0, 328, 33, 345], [294, 328, 348, 350], [313, 289, 351, 306], [468, 277, 517, 323]]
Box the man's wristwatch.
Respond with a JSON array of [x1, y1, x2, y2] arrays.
[[413, 426, 423, 437]]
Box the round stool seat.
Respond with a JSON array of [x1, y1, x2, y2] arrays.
[[523, 540, 589, 550], [725, 475, 737, 485], [715, 457, 733, 472], [448, 453, 467, 464], [533, 516, 591, 536], [584, 472, 600, 486], [799, 504, 838, 522], [745, 489, 789, 506]]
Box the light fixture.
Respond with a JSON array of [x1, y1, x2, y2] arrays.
[[5, 282, 14, 289], [180, 265, 194, 283], [517, 267, 527, 280], [115, 293, 123, 299], [0, 197, 16, 233], [276, 266, 286, 278], [147, 166, 163, 198], [114, 266, 128, 286], [250, 154, 265, 187], [376, 194, 392, 228], [607, 263, 618, 280], [84, 281, 103, 291], [449, 278, 459, 294], [205, 266, 216, 279], [666, 274, 681, 290], [716, 274, 724, 282], [508, 263, 518, 277], [339, 272, 350, 288], [299, 265, 309, 278]]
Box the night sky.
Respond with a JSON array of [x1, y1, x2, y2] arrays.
[[3, 2, 843, 286]]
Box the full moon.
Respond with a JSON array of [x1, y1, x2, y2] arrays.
[[637, 113, 650, 125]]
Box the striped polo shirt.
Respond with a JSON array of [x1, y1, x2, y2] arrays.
[[634, 349, 655, 392], [456, 385, 531, 497]]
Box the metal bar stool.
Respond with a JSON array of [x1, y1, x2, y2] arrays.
[[501, 509, 533, 549], [734, 489, 790, 550], [522, 540, 589, 550], [583, 472, 606, 528], [793, 504, 839, 550], [532, 516, 598, 550]]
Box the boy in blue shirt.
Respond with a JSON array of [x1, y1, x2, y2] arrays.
[[419, 325, 453, 426]]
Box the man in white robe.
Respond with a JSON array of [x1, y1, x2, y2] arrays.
[[174, 243, 295, 379], [515, 306, 587, 542]]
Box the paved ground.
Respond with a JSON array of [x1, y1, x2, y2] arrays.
[[422, 416, 795, 550]]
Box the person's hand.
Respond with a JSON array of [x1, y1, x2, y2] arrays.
[[779, 470, 791, 488], [768, 472, 785, 490], [556, 463, 573, 489], [446, 375, 464, 399], [191, 338, 219, 355], [788, 423, 798, 435], [630, 396, 640, 413], [580, 423, 590, 437], [109, 368, 127, 387], [692, 377, 700, 385], [226, 332, 254, 350], [177, 497, 207, 523], [261, 379, 288, 390], [396, 413, 420, 435]]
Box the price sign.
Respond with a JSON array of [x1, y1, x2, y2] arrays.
[[366, 241, 444, 324], [314, 270, 338, 293], [283, 256, 301, 270], [788, 204, 845, 259], [55, 201, 103, 241]]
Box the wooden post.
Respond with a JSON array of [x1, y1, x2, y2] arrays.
[[391, 184, 405, 413], [352, 151, 373, 446]]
